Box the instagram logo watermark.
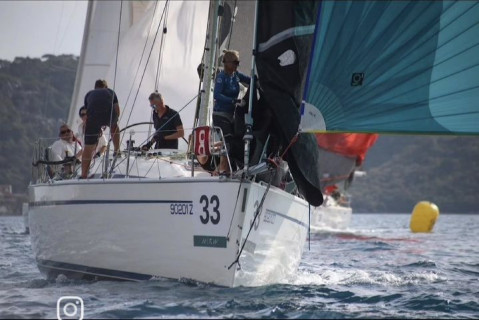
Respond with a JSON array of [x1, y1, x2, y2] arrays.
[[57, 296, 84, 320]]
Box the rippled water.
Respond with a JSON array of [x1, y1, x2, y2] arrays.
[[1, 213, 478, 319]]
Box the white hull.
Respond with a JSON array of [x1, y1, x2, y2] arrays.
[[311, 197, 352, 231], [28, 176, 309, 287]]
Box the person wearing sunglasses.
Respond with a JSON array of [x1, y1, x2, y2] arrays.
[[49, 124, 83, 177], [141, 92, 184, 151], [75, 106, 107, 158], [213, 50, 251, 176]]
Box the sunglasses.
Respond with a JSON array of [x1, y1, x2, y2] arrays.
[[60, 129, 71, 135], [225, 60, 240, 66]]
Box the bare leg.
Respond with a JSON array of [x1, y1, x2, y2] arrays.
[[111, 124, 120, 153], [219, 156, 229, 173], [81, 144, 96, 178]]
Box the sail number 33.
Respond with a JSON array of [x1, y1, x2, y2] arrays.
[[199, 195, 220, 224]]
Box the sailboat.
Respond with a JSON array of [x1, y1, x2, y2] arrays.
[[28, 0, 323, 287], [28, 0, 479, 287], [311, 133, 378, 230]]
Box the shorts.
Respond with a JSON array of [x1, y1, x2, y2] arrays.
[[84, 111, 118, 145], [213, 114, 233, 148]]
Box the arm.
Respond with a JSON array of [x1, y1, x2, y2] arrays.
[[237, 72, 251, 85], [114, 103, 120, 118], [165, 125, 184, 141]]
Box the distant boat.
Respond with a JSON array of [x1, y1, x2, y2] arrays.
[[28, 0, 479, 287], [312, 133, 378, 230]]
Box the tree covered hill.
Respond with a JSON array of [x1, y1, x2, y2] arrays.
[[350, 135, 479, 213], [0, 54, 478, 214], [0, 55, 77, 193]]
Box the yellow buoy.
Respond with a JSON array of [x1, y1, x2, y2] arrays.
[[410, 201, 440, 233]]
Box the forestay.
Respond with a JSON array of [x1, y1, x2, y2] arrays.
[[301, 1, 479, 134]]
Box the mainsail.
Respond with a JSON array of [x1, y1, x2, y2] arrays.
[[68, 1, 209, 145], [301, 1, 479, 134]]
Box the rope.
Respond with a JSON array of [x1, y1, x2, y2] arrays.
[[227, 172, 273, 270], [280, 132, 299, 159]]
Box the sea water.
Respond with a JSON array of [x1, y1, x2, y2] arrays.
[[0, 213, 478, 319]]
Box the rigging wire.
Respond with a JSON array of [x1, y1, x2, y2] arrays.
[[108, 94, 198, 173], [120, 1, 169, 125], [151, 1, 170, 139], [155, 0, 170, 90], [105, 0, 124, 177], [226, 178, 245, 239], [227, 173, 273, 270], [121, 1, 160, 120], [119, 0, 170, 145]]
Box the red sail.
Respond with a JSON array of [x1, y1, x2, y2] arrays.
[[315, 133, 378, 166]]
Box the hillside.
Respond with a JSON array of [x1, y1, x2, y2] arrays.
[[0, 54, 478, 214], [350, 135, 479, 213], [0, 55, 77, 194]]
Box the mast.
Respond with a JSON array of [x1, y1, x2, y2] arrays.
[[243, 0, 259, 174], [198, 0, 222, 127]]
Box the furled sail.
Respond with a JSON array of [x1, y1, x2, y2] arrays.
[[255, 0, 324, 206], [301, 1, 479, 134]]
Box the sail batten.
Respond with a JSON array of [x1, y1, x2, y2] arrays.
[[301, 0, 479, 135]]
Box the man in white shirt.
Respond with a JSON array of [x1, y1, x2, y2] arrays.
[[50, 124, 82, 176]]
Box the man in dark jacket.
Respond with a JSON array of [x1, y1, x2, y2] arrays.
[[81, 79, 121, 178]]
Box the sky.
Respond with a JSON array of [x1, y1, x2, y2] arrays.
[[0, 1, 88, 61]]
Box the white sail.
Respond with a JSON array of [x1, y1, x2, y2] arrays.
[[69, 0, 209, 147]]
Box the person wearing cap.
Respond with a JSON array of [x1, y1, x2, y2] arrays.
[[141, 92, 184, 150], [213, 49, 250, 176], [81, 79, 121, 179], [50, 124, 83, 161]]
